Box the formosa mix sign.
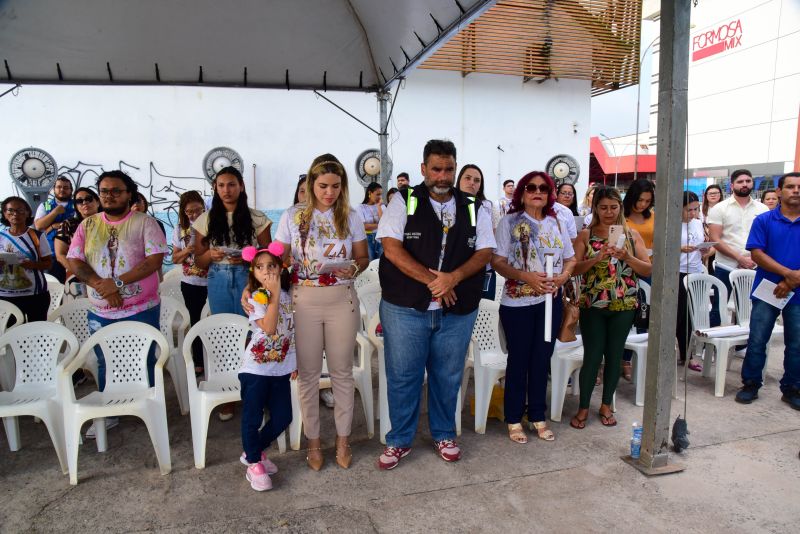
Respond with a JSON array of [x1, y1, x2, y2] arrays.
[[692, 19, 743, 61]]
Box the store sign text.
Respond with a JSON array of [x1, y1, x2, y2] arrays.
[[692, 19, 743, 61]]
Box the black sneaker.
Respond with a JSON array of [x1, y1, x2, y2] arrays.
[[780, 388, 800, 411], [735, 382, 760, 404]]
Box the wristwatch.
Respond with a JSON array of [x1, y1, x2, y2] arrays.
[[113, 277, 124, 289]]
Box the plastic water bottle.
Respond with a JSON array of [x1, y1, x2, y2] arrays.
[[630, 421, 643, 459]]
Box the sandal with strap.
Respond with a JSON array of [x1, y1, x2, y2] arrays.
[[598, 408, 617, 427], [507, 423, 528, 444], [335, 436, 352, 469], [530, 421, 555, 441], [306, 447, 324, 471], [570, 413, 588, 430]]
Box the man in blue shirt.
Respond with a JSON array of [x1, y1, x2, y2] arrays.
[[736, 172, 800, 410], [33, 175, 76, 282]]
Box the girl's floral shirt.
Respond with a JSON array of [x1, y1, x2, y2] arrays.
[[275, 205, 366, 287], [240, 289, 296, 377], [580, 232, 638, 311], [171, 225, 208, 286], [495, 211, 574, 307]]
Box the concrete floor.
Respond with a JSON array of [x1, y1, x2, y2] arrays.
[[1, 350, 799, 533]]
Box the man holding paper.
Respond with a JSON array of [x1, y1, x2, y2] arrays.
[[735, 172, 800, 410]]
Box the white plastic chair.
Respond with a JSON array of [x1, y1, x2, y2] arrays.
[[287, 333, 375, 450], [728, 268, 779, 370], [47, 280, 65, 313], [163, 267, 182, 282], [60, 322, 171, 484], [353, 268, 379, 291], [549, 337, 584, 422], [159, 296, 190, 415], [494, 274, 506, 302], [466, 299, 507, 434], [367, 312, 463, 444], [357, 282, 381, 333], [0, 322, 79, 474], [685, 273, 750, 397], [183, 314, 286, 467], [0, 300, 24, 392], [200, 301, 211, 319], [47, 298, 99, 382], [158, 278, 185, 307]]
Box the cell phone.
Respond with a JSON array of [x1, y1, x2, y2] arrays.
[[608, 225, 624, 247]]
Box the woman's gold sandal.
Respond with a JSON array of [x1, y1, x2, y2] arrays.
[[508, 423, 528, 444], [530, 421, 555, 441], [306, 447, 324, 471], [335, 437, 352, 469]]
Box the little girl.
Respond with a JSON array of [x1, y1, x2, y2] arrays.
[[238, 242, 296, 491]]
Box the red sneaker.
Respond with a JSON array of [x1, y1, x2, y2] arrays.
[[434, 439, 461, 462], [377, 446, 411, 470]]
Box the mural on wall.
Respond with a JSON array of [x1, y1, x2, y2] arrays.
[[47, 160, 214, 266]]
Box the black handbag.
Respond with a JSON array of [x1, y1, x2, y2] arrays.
[[634, 286, 650, 330]]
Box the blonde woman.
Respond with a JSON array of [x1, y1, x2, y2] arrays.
[[274, 156, 369, 470], [570, 187, 651, 429]]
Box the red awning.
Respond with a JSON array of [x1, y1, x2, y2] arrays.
[[590, 136, 656, 174]]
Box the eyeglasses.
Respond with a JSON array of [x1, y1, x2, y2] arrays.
[[98, 188, 127, 197], [74, 197, 96, 205], [558, 190, 574, 197], [3, 208, 27, 215], [525, 184, 551, 194]]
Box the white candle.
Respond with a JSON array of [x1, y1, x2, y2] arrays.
[[544, 255, 553, 342]]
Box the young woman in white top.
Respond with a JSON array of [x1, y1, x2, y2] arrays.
[[274, 157, 368, 471], [491, 172, 576, 443], [171, 190, 208, 375], [358, 182, 383, 260], [678, 191, 706, 371], [456, 164, 498, 299]]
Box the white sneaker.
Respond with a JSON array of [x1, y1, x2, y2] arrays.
[[320, 389, 335, 408], [85, 417, 119, 439]]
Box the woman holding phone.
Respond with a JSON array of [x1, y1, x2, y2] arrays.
[[274, 155, 368, 471], [570, 187, 651, 429]]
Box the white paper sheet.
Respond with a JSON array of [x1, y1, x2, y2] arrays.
[[752, 279, 794, 310], [318, 260, 354, 274]]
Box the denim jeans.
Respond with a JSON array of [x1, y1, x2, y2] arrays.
[[711, 264, 734, 327], [207, 263, 248, 317], [366, 233, 383, 261], [87, 304, 161, 391], [741, 299, 800, 393], [380, 299, 477, 447], [239, 372, 293, 463]]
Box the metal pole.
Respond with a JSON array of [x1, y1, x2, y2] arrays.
[[631, 0, 691, 475], [378, 90, 390, 191]]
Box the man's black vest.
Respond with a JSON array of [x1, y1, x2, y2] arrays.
[[379, 184, 484, 314]]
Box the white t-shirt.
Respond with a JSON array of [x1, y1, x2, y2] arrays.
[[192, 209, 272, 264], [171, 225, 208, 286], [357, 203, 381, 231], [240, 290, 296, 377], [552, 202, 578, 239], [494, 212, 575, 307], [706, 196, 768, 269], [680, 218, 705, 274], [377, 190, 496, 310], [0, 228, 52, 297], [275, 205, 366, 287]]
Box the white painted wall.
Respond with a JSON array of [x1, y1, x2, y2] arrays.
[[647, 0, 799, 172], [0, 69, 591, 212]]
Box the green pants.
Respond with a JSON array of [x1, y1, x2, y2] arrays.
[[578, 307, 635, 408]]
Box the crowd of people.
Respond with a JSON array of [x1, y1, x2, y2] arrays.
[[1, 141, 798, 492]]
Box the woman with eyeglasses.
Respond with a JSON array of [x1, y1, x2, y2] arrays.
[[556, 183, 579, 216], [491, 172, 576, 443], [701, 184, 724, 326], [570, 187, 651, 429], [53, 187, 102, 299], [172, 190, 208, 376], [0, 196, 53, 322]]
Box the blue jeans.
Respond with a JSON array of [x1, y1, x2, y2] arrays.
[[711, 264, 733, 328], [366, 233, 383, 261], [87, 304, 161, 391], [207, 263, 248, 317], [380, 300, 477, 447], [741, 299, 800, 393], [239, 372, 293, 463]]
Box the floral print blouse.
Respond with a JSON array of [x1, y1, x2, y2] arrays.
[[580, 232, 638, 311], [239, 289, 296, 377]]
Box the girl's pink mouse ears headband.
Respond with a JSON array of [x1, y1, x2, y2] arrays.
[[241, 242, 285, 263]]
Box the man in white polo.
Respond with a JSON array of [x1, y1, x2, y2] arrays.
[[707, 169, 768, 326]]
